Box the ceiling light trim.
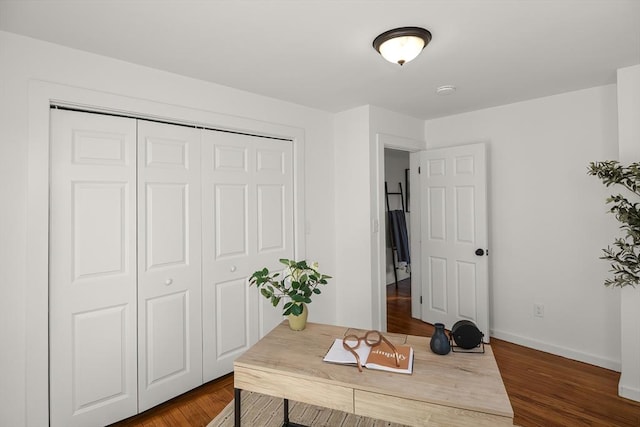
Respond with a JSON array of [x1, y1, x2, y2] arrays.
[[436, 85, 457, 95], [373, 27, 432, 66]]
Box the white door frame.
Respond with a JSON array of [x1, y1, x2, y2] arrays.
[[26, 80, 307, 426], [374, 133, 425, 332]]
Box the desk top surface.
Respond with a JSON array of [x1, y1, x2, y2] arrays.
[[234, 322, 514, 419]]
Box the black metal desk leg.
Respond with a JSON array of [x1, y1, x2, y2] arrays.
[[283, 398, 289, 425], [234, 388, 242, 427], [282, 398, 306, 427]]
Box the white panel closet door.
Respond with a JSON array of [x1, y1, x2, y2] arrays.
[[49, 110, 138, 427], [137, 120, 203, 411], [202, 130, 294, 381]]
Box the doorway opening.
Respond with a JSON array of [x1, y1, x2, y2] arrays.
[[383, 148, 413, 330]]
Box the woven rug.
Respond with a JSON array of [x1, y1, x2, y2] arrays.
[[207, 391, 407, 427]]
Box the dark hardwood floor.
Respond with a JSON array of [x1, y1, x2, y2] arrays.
[[113, 278, 640, 426]]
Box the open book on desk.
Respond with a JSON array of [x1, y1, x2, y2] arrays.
[[323, 338, 414, 374]]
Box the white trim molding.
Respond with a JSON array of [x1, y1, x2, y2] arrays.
[[492, 328, 621, 372]]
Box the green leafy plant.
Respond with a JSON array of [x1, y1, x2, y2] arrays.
[[249, 259, 332, 316], [588, 160, 640, 288]]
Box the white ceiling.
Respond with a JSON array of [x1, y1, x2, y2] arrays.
[[1, 0, 639, 120]]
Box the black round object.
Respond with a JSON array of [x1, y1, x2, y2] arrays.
[[449, 320, 484, 349]]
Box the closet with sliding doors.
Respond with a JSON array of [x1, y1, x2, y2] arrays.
[[48, 108, 294, 427]]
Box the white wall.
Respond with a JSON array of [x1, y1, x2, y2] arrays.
[[384, 149, 411, 284], [617, 64, 640, 401], [333, 106, 373, 329], [425, 85, 621, 370], [0, 31, 335, 427], [333, 105, 424, 330]]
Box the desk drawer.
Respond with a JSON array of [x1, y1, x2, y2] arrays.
[[235, 367, 353, 413], [354, 390, 513, 427]]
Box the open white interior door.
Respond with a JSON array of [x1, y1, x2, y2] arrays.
[[419, 143, 489, 341]]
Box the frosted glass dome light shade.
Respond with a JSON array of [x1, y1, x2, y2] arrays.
[[373, 27, 432, 66]]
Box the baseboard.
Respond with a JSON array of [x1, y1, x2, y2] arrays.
[[619, 382, 640, 402], [491, 328, 621, 372]]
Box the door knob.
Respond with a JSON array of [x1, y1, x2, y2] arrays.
[[165, 278, 173, 286], [475, 249, 485, 256], [230, 265, 237, 272]]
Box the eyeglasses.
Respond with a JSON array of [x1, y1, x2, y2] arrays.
[[342, 330, 400, 372]]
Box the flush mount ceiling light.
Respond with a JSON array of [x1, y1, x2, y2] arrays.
[[373, 27, 432, 66]]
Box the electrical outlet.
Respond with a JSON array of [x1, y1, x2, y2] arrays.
[[534, 303, 545, 318]]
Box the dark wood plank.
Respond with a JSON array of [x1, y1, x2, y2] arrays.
[[112, 278, 640, 426]]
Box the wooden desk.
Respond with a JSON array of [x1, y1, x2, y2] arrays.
[[234, 322, 513, 426]]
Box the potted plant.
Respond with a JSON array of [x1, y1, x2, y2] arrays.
[[588, 161, 640, 288], [249, 258, 331, 330]]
